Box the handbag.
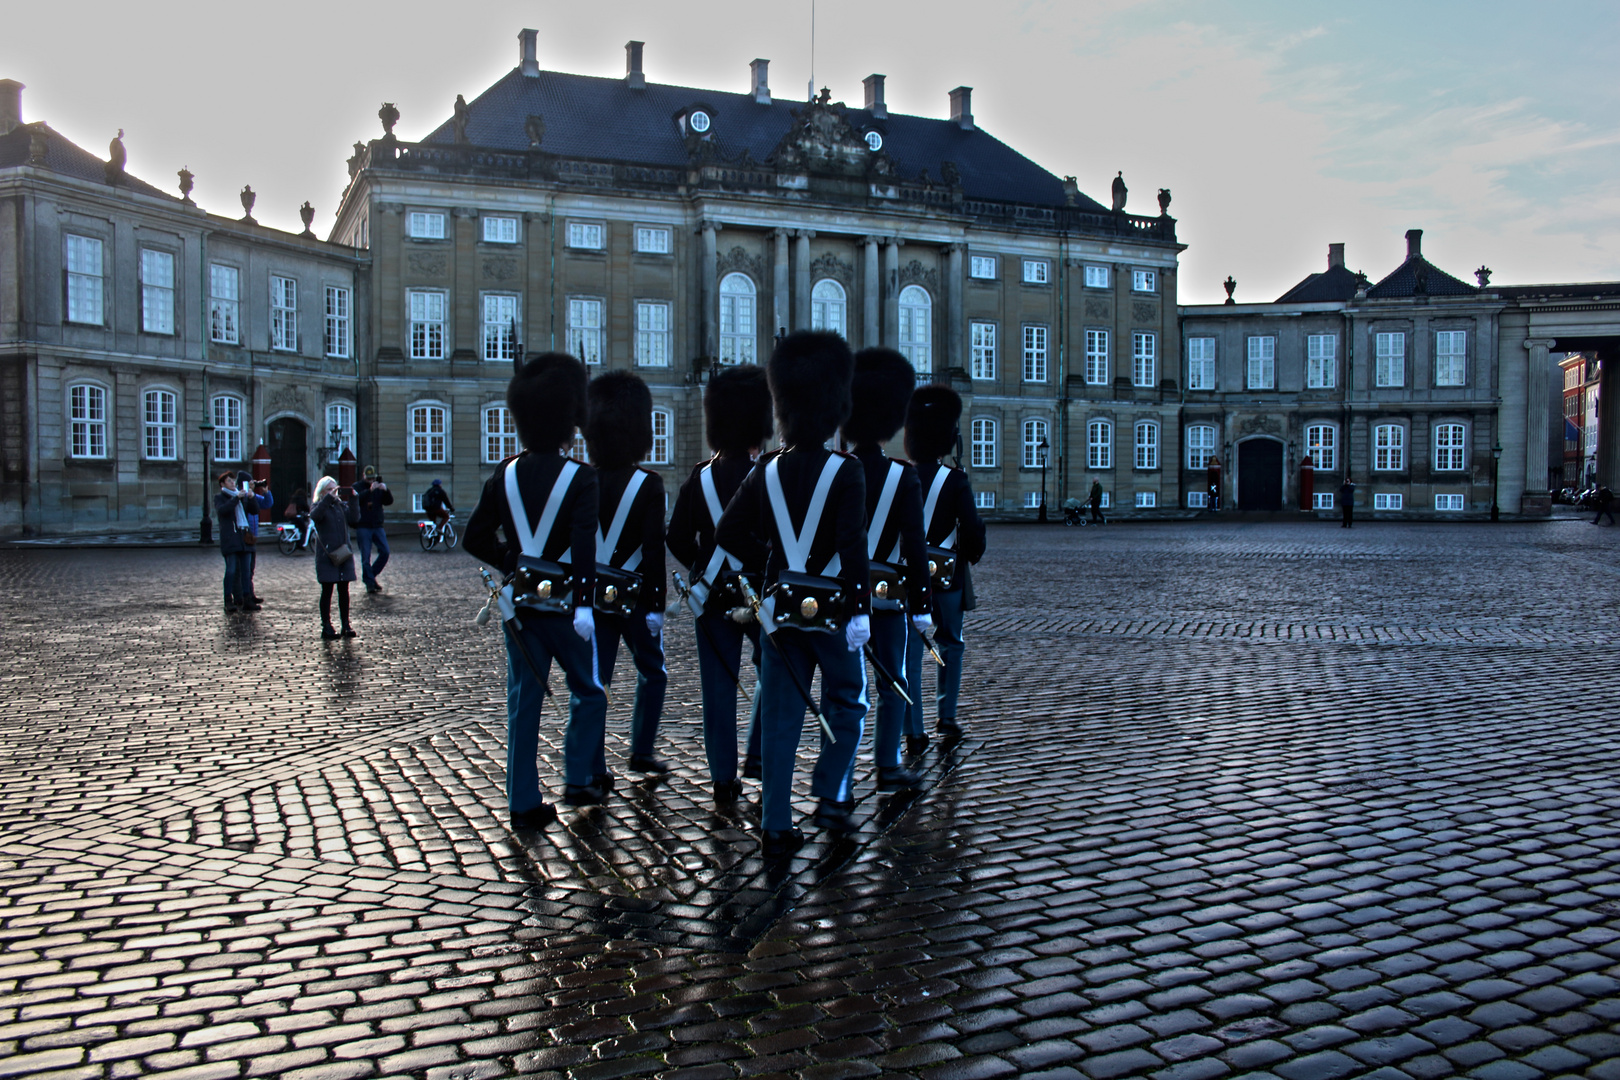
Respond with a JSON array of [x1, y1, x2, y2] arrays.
[[512, 555, 574, 614], [765, 570, 848, 633], [325, 542, 352, 566], [869, 560, 907, 612], [242, 527, 257, 547], [592, 564, 642, 619]]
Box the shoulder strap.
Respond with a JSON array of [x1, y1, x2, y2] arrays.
[[700, 463, 725, 526], [765, 453, 844, 574], [505, 457, 579, 558], [922, 466, 950, 533], [597, 470, 649, 569], [867, 460, 904, 559]]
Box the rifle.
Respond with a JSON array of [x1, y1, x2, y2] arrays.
[[738, 577, 835, 743]]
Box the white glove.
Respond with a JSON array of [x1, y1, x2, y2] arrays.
[[845, 613, 871, 652], [911, 614, 935, 636], [572, 607, 595, 642], [645, 612, 664, 636]]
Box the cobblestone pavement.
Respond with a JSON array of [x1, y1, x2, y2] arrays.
[[3, 519, 1619, 1080]]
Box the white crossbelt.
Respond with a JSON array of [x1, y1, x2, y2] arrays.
[[596, 470, 648, 571], [867, 460, 904, 565], [505, 457, 578, 558], [691, 463, 747, 614], [921, 465, 958, 551], [759, 454, 844, 632]]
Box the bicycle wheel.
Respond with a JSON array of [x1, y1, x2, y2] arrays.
[[278, 532, 297, 556], [418, 527, 436, 552], [444, 522, 458, 549]]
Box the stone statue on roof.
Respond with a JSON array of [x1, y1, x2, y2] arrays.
[[452, 95, 471, 144], [105, 129, 126, 185], [525, 115, 545, 149], [1111, 171, 1127, 212]]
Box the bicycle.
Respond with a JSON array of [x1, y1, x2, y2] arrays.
[[276, 516, 318, 555], [418, 513, 458, 551]]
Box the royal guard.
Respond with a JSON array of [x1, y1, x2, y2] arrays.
[[583, 371, 670, 777], [464, 353, 610, 829], [841, 348, 932, 791], [666, 364, 772, 806], [903, 386, 987, 745], [705, 331, 871, 856]]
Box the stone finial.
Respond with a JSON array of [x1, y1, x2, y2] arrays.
[[378, 102, 399, 137], [240, 185, 257, 224], [300, 201, 315, 236], [1157, 187, 1171, 215], [1354, 271, 1369, 299], [1223, 275, 1236, 304], [1062, 176, 1079, 207], [1475, 265, 1492, 287], [178, 166, 194, 205]]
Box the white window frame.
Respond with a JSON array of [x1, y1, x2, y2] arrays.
[[568, 298, 604, 365], [1246, 336, 1276, 390], [209, 264, 240, 345], [1087, 420, 1112, 470], [1187, 337, 1215, 391], [970, 321, 996, 381], [1434, 423, 1466, 472], [1307, 335, 1337, 389], [211, 395, 243, 462], [325, 286, 351, 359], [1135, 491, 1157, 508], [1084, 265, 1109, 289], [1186, 424, 1216, 470], [811, 279, 847, 338], [1133, 269, 1157, 293], [1132, 332, 1156, 387], [482, 293, 520, 363], [69, 383, 108, 459], [899, 285, 932, 373], [570, 432, 588, 460], [1022, 419, 1049, 469], [1435, 331, 1467, 387], [718, 274, 757, 365], [482, 215, 519, 244], [411, 493, 425, 514], [1313, 493, 1335, 510], [407, 289, 447, 360], [270, 276, 298, 353], [1306, 424, 1337, 473], [1187, 491, 1208, 508], [634, 226, 671, 254], [1024, 491, 1043, 509], [65, 234, 105, 325], [1085, 330, 1109, 385], [1134, 421, 1159, 470], [650, 409, 672, 465], [1376, 332, 1406, 388], [140, 249, 175, 335], [636, 301, 672, 367], [326, 402, 354, 457], [483, 404, 518, 464], [567, 221, 604, 250], [970, 418, 996, 469], [1374, 492, 1403, 510], [1435, 494, 1465, 512], [143, 388, 178, 461], [407, 212, 445, 239], [969, 255, 997, 280], [1022, 259, 1049, 285], [1374, 423, 1405, 472], [409, 402, 449, 465], [974, 491, 996, 510], [1022, 325, 1048, 383]]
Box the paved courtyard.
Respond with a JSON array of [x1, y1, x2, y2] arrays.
[[2, 518, 1619, 1080]]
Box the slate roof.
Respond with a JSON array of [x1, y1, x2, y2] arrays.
[[1494, 282, 1620, 301], [1275, 264, 1362, 304], [1366, 254, 1477, 299], [416, 68, 1109, 213], [0, 123, 174, 201]]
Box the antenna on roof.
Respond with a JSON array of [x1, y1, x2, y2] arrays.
[[807, 0, 816, 101]]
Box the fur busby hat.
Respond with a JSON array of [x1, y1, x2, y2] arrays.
[[904, 384, 963, 462], [704, 363, 773, 456], [507, 352, 587, 452], [843, 348, 916, 447], [767, 330, 854, 447], [585, 370, 653, 469]]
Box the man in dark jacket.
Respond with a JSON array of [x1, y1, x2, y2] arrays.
[[353, 466, 394, 593], [214, 471, 255, 613], [1340, 476, 1356, 528]]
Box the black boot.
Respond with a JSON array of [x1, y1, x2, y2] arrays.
[[814, 798, 859, 835], [741, 753, 762, 780], [761, 827, 805, 858], [713, 779, 744, 806], [321, 624, 340, 641], [905, 733, 930, 756], [877, 765, 923, 793], [628, 754, 670, 775]]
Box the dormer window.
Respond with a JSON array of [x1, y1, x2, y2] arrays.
[[688, 109, 711, 134], [864, 130, 883, 152]]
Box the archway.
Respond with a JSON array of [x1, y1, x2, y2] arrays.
[[266, 417, 308, 514], [1237, 437, 1284, 511]]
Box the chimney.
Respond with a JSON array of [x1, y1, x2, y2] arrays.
[[517, 29, 539, 77], [1406, 228, 1423, 261], [0, 79, 21, 136], [949, 86, 974, 130], [863, 74, 887, 119], [1328, 243, 1345, 270], [750, 59, 770, 104], [625, 41, 645, 90]]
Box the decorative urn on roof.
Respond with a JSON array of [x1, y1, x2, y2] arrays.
[[378, 102, 399, 137]]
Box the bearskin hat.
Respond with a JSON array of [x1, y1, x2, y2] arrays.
[[584, 371, 653, 469], [704, 364, 773, 456], [843, 348, 916, 447], [767, 330, 854, 447], [904, 384, 963, 462], [507, 352, 587, 452]]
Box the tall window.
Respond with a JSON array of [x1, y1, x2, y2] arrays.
[[1087, 420, 1112, 469], [1085, 330, 1109, 385], [408, 212, 445, 239], [212, 395, 243, 462], [899, 286, 932, 373], [1307, 335, 1337, 389], [635, 227, 671, 254], [271, 276, 297, 352], [1435, 331, 1467, 387], [65, 235, 104, 325], [1186, 424, 1216, 469], [483, 405, 518, 463], [811, 279, 846, 337], [1187, 337, 1215, 390], [970, 418, 996, 468], [1133, 269, 1157, 292], [1132, 332, 1156, 387], [1023, 325, 1048, 383], [1434, 423, 1466, 471], [636, 301, 671, 367], [568, 299, 604, 364], [650, 409, 672, 465], [1134, 421, 1159, 469], [140, 250, 175, 334], [483, 294, 519, 362], [970, 322, 996, 380], [210, 264, 240, 344], [143, 389, 177, 460], [483, 216, 518, 244], [1084, 265, 1109, 289], [1306, 423, 1336, 472], [1374, 423, 1404, 471], [69, 384, 108, 458], [326, 403, 353, 456], [325, 286, 352, 359], [1022, 419, 1049, 468], [718, 273, 756, 364], [567, 221, 604, 249], [1022, 260, 1049, 285], [1376, 332, 1405, 387], [970, 255, 996, 279], [409, 404, 448, 464], [1246, 336, 1275, 389], [408, 290, 446, 360]]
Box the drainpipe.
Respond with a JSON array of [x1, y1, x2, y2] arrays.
[[1344, 307, 1354, 486], [547, 195, 557, 350], [1056, 231, 1068, 505]]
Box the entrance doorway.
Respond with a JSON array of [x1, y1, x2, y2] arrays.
[[267, 418, 308, 514], [1238, 438, 1283, 510]]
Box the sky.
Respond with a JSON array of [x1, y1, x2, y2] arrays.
[[5, 0, 1617, 304]]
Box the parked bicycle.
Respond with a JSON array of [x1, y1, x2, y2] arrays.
[[418, 513, 458, 551], [276, 516, 318, 555]]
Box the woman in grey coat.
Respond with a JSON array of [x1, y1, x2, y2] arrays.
[[311, 475, 360, 639]]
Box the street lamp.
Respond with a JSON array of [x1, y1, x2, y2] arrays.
[[1491, 442, 1503, 521], [198, 419, 215, 545], [1037, 436, 1050, 523]]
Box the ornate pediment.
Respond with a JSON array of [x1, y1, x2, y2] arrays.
[[810, 254, 854, 289], [1238, 415, 1282, 437], [717, 245, 765, 284], [897, 259, 939, 294], [267, 386, 309, 419], [768, 96, 871, 178]]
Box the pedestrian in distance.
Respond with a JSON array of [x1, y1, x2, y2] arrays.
[[311, 475, 359, 640], [285, 486, 311, 530], [1592, 485, 1616, 525], [214, 471, 255, 613], [352, 466, 394, 593], [1206, 457, 1222, 512], [239, 471, 272, 608], [1340, 475, 1356, 528], [583, 371, 671, 778], [1089, 477, 1107, 524], [423, 479, 454, 530]]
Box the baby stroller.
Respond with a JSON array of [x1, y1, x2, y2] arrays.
[[1062, 497, 1087, 527]]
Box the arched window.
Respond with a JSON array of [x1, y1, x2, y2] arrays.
[[1134, 421, 1159, 470], [483, 404, 517, 464], [811, 279, 846, 338], [1305, 423, 1336, 473], [143, 389, 178, 460], [970, 418, 996, 468], [69, 383, 108, 459], [409, 402, 449, 464], [1434, 422, 1466, 471], [899, 285, 931, 373], [326, 403, 354, 457], [650, 409, 673, 465], [211, 395, 243, 462], [1087, 420, 1112, 470], [1186, 424, 1217, 470], [1022, 419, 1049, 469], [719, 273, 756, 364]]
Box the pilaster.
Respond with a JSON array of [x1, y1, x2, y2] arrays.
[[862, 236, 880, 349], [793, 230, 814, 330], [773, 229, 790, 338], [1522, 337, 1553, 514]]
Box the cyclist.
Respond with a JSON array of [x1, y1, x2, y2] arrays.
[[423, 479, 454, 532]]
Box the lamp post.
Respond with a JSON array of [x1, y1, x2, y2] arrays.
[[198, 420, 214, 545], [1491, 442, 1503, 521], [1037, 436, 1050, 522]]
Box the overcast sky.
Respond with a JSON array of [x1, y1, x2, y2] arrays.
[[6, 0, 1616, 303]]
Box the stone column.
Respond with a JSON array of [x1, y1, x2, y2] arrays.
[[1598, 349, 1619, 489], [773, 229, 790, 338], [374, 203, 404, 359], [862, 236, 880, 348], [451, 207, 478, 365], [882, 238, 902, 350], [1522, 338, 1554, 515], [523, 210, 547, 359], [699, 221, 718, 359], [945, 243, 965, 376], [793, 230, 814, 330]]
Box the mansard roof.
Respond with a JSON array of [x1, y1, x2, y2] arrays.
[[0, 123, 173, 201], [1366, 254, 1478, 299], [1275, 264, 1361, 304]]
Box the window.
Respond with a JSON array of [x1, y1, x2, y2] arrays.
[[140, 250, 175, 334], [811, 279, 846, 337], [1132, 332, 1156, 387], [408, 212, 445, 239], [636, 301, 671, 367], [483, 294, 519, 363], [567, 221, 604, 250], [1246, 336, 1275, 389], [409, 404, 448, 464], [1434, 423, 1466, 471], [1135, 492, 1157, 508], [326, 403, 353, 456], [570, 432, 588, 460], [408, 290, 446, 360], [1313, 493, 1335, 510], [1435, 331, 1466, 387], [1084, 265, 1109, 289], [1133, 269, 1157, 292], [1187, 337, 1215, 390], [568, 298, 604, 364], [1374, 423, 1405, 471], [412, 493, 424, 514], [970, 322, 996, 381], [635, 226, 671, 254], [143, 389, 177, 460], [325, 286, 351, 359], [970, 418, 996, 468], [483, 216, 518, 244], [271, 276, 297, 352], [1187, 491, 1208, 508], [1022, 259, 1049, 285], [209, 264, 240, 344], [1085, 330, 1109, 385], [1307, 335, 1337, 389], [1022, 420, 1049, 469], [970, 255, 996, 280], [650, 409, 672, 465], [65, 235, 104, 325], [1134, 421, 1158, 470], [899, 286, 932, 373], [718, 274, 756, 364], [1087, 420, 1112, 469], [975, 491, 996, 510], [1376, 332, 1405, 387], [1374, 492, 1403, 510], [1023, 326, 1048, 383], [1186, 424, 1216, 470], [211, 395, 242, 462], [1435, 494, 1465, 511], [69, 384, 108, 458], [483, 405, 518, 463], [1024, 491, 1043, 509], [1306, 424, 1336, 473]]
